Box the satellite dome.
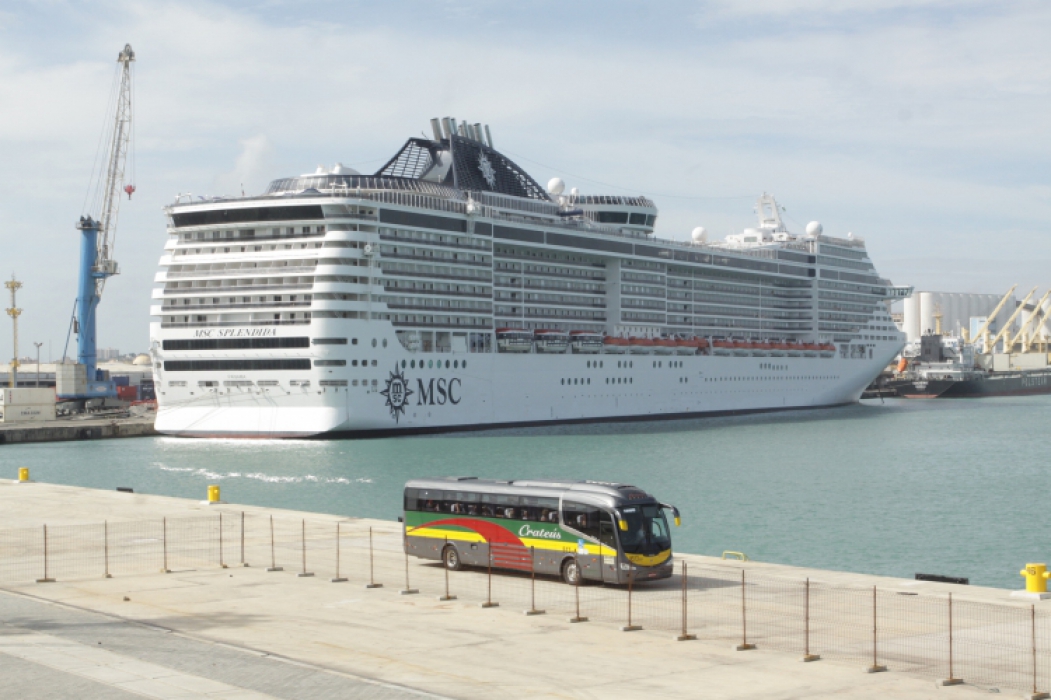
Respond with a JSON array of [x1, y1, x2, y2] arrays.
[[547, 177, 565, 195], [132, 354, 151, 366], [691, 227, 708, 244], [805, 221, 823, 237], [330, 162, 360, 176], [570, 187, 579, 196]]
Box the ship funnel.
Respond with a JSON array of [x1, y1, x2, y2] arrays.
[[441, 117, 453, 138], [484, 124, 493, 148], [430, 118, 442, 141]]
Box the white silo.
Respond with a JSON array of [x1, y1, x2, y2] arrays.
[[903, 295, 921, 342]]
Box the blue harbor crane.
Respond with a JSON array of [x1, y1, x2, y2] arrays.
[[61, 44, 136, 401]]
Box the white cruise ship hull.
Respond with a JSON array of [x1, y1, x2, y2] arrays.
[[153, 327, 899, 438]]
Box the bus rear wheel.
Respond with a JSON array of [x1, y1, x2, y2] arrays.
[[561, 558, 583, 586], [443, 545, 463, 571]]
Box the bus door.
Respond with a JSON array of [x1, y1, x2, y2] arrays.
[[560, 500, 619, 583]]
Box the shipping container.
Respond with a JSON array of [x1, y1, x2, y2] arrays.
[[0, 388, 56, 406], [116, 385, 138, 401], [0, 403, 56, 423]]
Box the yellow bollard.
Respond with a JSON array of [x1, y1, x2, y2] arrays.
[[1019, 563, 1051, 593], [208, 484, 221, 504], [18, 467, 29, 483]]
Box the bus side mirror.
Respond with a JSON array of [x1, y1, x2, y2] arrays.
[[618, 519, 627, 531]]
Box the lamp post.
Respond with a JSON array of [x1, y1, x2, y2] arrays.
[[34, 342, 43, 387]]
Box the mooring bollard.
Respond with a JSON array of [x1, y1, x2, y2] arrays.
[[365, 527, 382, 589], [207, 484, 222, 505], [297, 519, 314, 577], [525, 546, 545, 616], [103, 520, 112, 579], [802, 578, 819, 661], [569, 553, 588, 623], [438, 536, 456, 601], [36, 524, 54, 583], [17, 467, 30, 484], [266, 515, 282, 572], [867, 586, 887, 673], [481, 542, 498, 608], [621, 567, 642, 632], [331, 522, 347, 583], [676, 560, 695, 641], [735, 569, 755, 650], [400, 534, 418, 595], [161, 518, 171, 574]]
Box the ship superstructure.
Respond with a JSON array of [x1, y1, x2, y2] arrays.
[[151, 118, 908, 437]]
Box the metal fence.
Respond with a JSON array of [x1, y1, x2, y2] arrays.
[[0, 513, 1047, 695]]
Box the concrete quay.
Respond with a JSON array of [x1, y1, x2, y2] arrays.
[[0, 415, 156, 444], [0, 482, 1027, 699]]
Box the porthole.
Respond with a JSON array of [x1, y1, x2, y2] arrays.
[[372, 338, 377, 347], [411, 360, 416, 368], [454, 360, 458, 369], [600, 361, 603, 368], [428, 360, 433, 368], [587, 378, 590, 385], [587, 361, 591, 368], [463, 360, 467, 369], [383, 339, 388, 348], [401, 360, 406, 369], [562, 378, 565, 385], [445, 360, 450, 369]]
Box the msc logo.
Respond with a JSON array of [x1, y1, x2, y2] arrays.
[[380, 368, 413, 423], [380, 367, 463, 422]]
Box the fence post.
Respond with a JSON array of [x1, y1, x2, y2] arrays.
[[297, 519, 314, 577], [1032, 605, 1049, 699], [676, 560, 696, 641], [621, 567, 642, 631], [939, 592, 962, 685], [568, 553, 588, 623], [735, 569, 755, 650], [331, 522, 347, 583], [481, 541, 498, 607], [103, 521, 112, 579], [438, 536, 456, 601], [365, 527, 382, 588], [525, 546, 545, 616], [161, 518, 171, 574], [867, 586, 887, 673], [240, 511, 247, 567], [266, 515, 282, 572], [400, 533, 418, 595], [219, 513, 227, 569], [802, 578, 819, 661], [36, 524, 55, 583]]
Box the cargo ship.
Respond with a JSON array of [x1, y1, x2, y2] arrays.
[[150, 118, 909, 437]]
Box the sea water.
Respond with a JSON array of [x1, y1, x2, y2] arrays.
[[3, 396, 1048, 589]]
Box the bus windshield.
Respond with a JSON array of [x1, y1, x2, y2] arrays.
[[618, 504, 671, 554]]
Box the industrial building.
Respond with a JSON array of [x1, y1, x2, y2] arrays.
[[901, 292, 1019, 343]]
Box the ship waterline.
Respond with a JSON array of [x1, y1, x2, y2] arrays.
[[152, 118, 907, 438]]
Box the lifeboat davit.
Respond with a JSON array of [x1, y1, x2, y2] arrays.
[[569, 330, 603, 354], [534, 329, 569, 354]]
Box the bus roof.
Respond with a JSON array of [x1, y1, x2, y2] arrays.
[[404, 477, 655, 504]]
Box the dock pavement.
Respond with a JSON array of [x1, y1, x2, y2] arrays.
[[0, 481, 1026, 699]]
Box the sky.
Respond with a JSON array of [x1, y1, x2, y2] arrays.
[[0, 0, 1048, 357]]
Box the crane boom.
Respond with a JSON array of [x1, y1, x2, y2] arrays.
[[965, 285, 1016, 345], [69, 44, 135, 399], [1008, 290, 1051, 352], [985, 287, 1035, 354]]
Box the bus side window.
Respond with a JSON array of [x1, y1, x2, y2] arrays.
[[404, 488, 420, 512], [598, 511, 616, 549], [562, 500, 600, 540]]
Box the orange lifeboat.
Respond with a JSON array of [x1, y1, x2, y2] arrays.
[[603, 336, 628, 354], [629, 337, 655, 355], [897, 357, 908, 373]]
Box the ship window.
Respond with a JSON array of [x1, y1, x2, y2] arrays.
[[629, 213, 647, 225], [371, 360, 377, 367], [463, 360, 467, 369], [428, 360, 433, 368], [315, 359, 346, 367], [561, 379, 565, 385], [402, 360, 406, 368], [372, 338, 377, 347], [453, 360, 458, 369], [411, 360, 416, 368], [313, 338, 347, 345], [352, 360, 358, 367]]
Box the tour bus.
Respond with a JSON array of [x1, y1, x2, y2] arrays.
[[403, 477, 681, 585]]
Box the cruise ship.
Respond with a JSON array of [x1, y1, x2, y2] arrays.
[[151, 118, 910, 438]]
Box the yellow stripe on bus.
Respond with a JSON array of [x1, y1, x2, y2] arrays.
[[406, 529, 617, 558]]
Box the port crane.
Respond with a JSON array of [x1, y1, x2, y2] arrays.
[[984, 287, 1036, 355], [1007, 290, 1051, 353], [64, 44, 135, 399], [962, 285, 1017, 349]]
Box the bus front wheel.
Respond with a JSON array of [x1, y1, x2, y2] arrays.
[[561, 558, 583, 586], [443, 545, 463, 571]]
